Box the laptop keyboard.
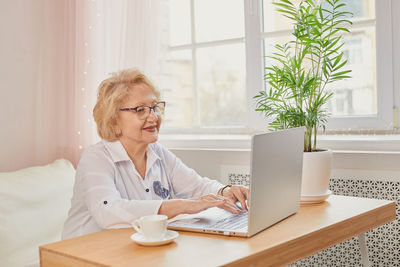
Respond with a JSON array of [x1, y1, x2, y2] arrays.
[[208, 211, 248, 230]]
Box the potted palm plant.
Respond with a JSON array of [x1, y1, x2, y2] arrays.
[[255, 0, 352, 203]]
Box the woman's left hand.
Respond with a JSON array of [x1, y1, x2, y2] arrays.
[[221, 185, 249, 211]]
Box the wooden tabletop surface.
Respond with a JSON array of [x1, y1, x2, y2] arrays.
[[40, 195, 396, 267]]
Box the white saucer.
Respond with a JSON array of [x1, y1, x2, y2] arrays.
[[301, 190, 332, 204], [131, 230, 179, 246]]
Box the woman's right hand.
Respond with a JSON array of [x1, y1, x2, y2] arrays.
[[185, 194, 242, 214], [158, 194, 242, 219]]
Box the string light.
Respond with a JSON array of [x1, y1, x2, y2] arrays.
[[77, 0, 97, 156]]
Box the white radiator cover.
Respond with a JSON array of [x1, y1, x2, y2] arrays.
[[225, 171, 400, 266]]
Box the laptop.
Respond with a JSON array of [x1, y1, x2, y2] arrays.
[[167, 127, 304, 237]]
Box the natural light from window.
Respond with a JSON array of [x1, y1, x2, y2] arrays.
[[158, 0, 382, 133], [160, 0, 247, 129]]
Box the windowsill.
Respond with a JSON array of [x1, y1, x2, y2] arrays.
[[159, 133, 400, 152], [159, 133, 400, 175], [317, 134, 400, 152]]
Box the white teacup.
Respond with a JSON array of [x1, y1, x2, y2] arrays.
[[132, 215, 168, 241]]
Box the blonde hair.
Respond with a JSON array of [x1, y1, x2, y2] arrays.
[[93, 69, 160, 141]]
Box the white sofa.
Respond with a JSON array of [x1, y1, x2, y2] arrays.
[[0, 159, 75, 267]]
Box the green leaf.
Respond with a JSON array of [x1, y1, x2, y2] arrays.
[[336, 27, 350, 33], [276, 8, 297, 17], [335, 3, 346, 9], [279, 0, 295, 7], [332, 52, 343, 67], [326, 0, 334, 7], [273, 3, 296, 12], [332, 59, 347, 71], [331, 70, 352, 76]]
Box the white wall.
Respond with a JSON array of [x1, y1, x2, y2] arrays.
[[393, 0, 400, 119], [171, 149, 251, 181], [171, 148, 400, 184]]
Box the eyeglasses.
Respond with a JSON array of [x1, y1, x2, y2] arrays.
[[119, 101, 166, 120]]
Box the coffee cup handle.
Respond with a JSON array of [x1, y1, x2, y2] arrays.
[[132, 220, 142, 234]]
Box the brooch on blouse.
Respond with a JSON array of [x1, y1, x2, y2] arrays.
[[153, 181, 170, 199]]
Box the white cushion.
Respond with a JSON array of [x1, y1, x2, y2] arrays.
[[0, 159, 75, 267]]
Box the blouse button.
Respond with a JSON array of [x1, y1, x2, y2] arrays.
[[103, 200, 108, 205], [145, 189, 150, 192]]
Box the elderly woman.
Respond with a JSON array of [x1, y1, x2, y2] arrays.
[[62, 69, 249, 239]]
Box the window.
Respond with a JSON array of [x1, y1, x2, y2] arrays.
[[262, 0, 394, 131], [158, 0, 248, 133], [156, 0, 394, 134]]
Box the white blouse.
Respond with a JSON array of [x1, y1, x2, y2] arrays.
[[62, 140, 224, 239]]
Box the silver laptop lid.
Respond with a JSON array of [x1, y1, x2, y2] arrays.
[[248, 127, 304, 237]]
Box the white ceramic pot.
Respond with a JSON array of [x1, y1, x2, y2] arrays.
[[301, 149, 332, 197]]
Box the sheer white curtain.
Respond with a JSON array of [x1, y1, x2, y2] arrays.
[[0, 0, 165, 170], [0, 0, 75, 171], [33, 0, 76, 168], [123, 1, 167, 78], [72, 0, 166, 165]]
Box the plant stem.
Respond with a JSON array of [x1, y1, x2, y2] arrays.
[[313, 125, 317, 151], [305, 126, 312, 152]]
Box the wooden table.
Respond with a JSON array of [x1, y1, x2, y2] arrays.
[[40, 195, 396, 267]]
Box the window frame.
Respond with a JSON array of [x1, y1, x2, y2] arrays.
[[161, 0, 396, 135]]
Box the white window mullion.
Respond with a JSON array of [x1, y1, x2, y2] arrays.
[[392, 0, 400, 130], [190, 0, 200, 127], [376, 0, 395, 127], [244, 0, 268, 131]]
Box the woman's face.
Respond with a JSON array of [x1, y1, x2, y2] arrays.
[[116, 83, 162, 147]]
